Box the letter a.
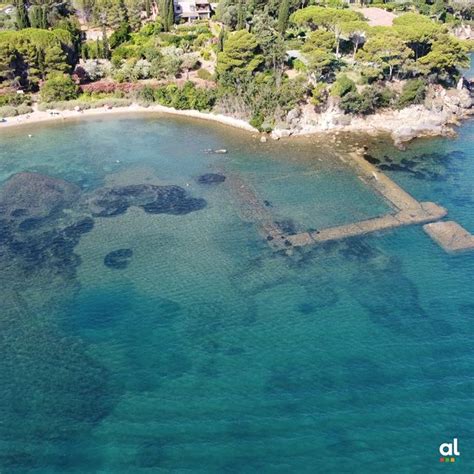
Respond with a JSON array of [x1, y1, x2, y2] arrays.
[[440, 442, 453, 456]]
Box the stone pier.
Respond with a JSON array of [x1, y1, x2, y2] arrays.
[[225, 149, 474, 253], [286, 150, 449, 249], [224, 173, 290, 250], [424, 221, 474, 252]]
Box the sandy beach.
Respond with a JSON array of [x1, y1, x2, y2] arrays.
[[0, 103, 259, 133]]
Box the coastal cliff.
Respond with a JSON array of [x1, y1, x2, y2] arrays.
[[272, 84, 474, 146]]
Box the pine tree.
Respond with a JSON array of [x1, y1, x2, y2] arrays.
[[277, 0, 290, 34], [126, 0, 142, 31], [0, 43, 17, 84], [108, 0, 128, 29]]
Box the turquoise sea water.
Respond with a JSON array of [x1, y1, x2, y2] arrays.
[[0, 114, 473, 473]]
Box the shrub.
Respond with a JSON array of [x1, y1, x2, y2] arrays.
[[136, 85, 155, 104], [397, 79, 426, 109], [197, 68, 213, 81], [109, 22, 131, 49], [360, 66, 382, 84], [0, 93, 31, 107], [153, 82, 216, 111], [311, 83, 328, 107], [249, 112, 264, 131], [293, 59, 307, 73], [16, 104, 33, 115], [0, 105, 18, 118], [331, 75, 356, 97], [40, 74, 78, 102], [339, 85, 393, 115]]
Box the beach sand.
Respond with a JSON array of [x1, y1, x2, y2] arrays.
[[0, 103, 259, 133]]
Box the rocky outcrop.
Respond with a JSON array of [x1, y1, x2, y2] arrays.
[[271, 85, 473, 146], [87, 184, 206, 217], [0, 172, 81, 220]]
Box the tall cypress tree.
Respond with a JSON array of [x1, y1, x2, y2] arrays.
[[102, 23, 110, 59], [14, 0, 30, 29], [236, 1, 245, 30], [277, 0, 290, 34], [166, 0, 174, 31], [217, 28, 225, 53]]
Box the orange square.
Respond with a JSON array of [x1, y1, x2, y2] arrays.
[[451, 458, 456, 463]]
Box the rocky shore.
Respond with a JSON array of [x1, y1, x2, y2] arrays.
[[272, 84, 474, 147], [1, 84, 472, 147]]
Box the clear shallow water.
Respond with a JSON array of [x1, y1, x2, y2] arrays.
[[0, 115, 473, 473]]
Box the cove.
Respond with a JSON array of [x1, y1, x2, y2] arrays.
[[0, 115, 473, 473]]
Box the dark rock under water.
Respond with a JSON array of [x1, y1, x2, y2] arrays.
[[104, 248, 133, 269], [88, 184, 207, 217], [197, 173, 226, 185], [0, 172, 81, 220]]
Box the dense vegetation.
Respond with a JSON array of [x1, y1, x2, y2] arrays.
[[0, 0, 472, 127]]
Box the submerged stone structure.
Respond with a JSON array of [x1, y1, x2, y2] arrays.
[[224, 149, 474, 254], [424, 221, 474, 252]]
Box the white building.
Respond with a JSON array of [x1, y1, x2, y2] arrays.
[[174, 0, 212, 21]]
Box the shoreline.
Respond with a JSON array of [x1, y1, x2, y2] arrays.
[[0, 103, 259, 134], [1, 99, 472, 146]]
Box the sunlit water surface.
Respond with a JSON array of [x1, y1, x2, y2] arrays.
[[0, 114, 473, 473]]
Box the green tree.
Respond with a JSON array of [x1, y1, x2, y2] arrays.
[[357, 32, 413, 80], [29, 6, 47, 29], [14, 0, 30, 29], [40, 73, 77, 102], [252, 12, 286, 73], [159, 0, 174, 31], [217, 28, 225, 53], [43, 44, 69, 77], [216, 29, 263, 78], [393, 13, 443, 59], [417, 35, 469, 80], [330, 74, 356, 97], [277, 0, 290, 34], [397, 79, 426, 108], [305, 48, 337, 81], [0, 43, 17, 84], [101, 23, 110, 59], [0, 28, 73, 89], [109, 21, 131, 48], [340, 21, 368, 58], [302, 30, 335, 53], [291, 6, 364, 56], [126, 0, 142, 31]]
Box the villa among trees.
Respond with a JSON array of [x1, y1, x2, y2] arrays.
[[0, 0, 472, 127]]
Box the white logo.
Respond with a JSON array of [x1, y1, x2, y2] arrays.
[[439, 438, 460, 457]]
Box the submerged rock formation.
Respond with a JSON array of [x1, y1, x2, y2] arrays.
[[197, 173, 226, 185], [104, 248, 133, 269], [87, 184, 206, 217], [0, 173, 90, 279], [0, 172, 81, 220]]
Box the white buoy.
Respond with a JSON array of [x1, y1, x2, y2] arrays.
[[28, 134, 32, 138]]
